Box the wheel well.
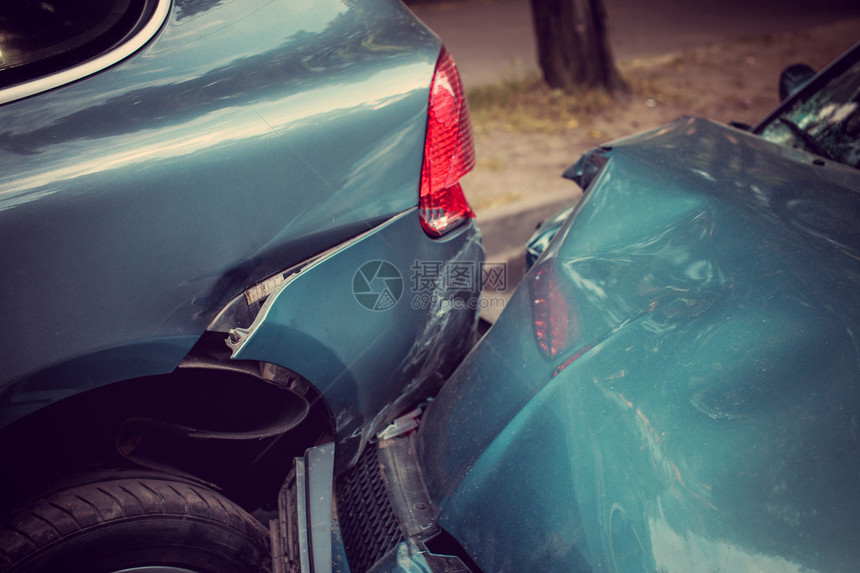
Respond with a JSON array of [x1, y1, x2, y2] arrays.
[[0, 335, 334, 514]]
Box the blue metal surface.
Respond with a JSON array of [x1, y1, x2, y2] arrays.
[[0, 0, 469, 430], [421, 118, 860, 572], [233, 210, 483, 467], [524, 205, 575, 271]]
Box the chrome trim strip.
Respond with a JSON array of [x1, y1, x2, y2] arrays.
[[0, 0, 171, 106]]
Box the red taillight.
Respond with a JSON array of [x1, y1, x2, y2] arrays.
[[419, 47, 476, 237], [531, 266, 573, 359], [532, 265, 588, 375]]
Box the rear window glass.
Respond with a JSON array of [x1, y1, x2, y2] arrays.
[[0, 0, 152, 88]]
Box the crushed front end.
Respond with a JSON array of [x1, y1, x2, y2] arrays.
[[273, 408, 480, 573]]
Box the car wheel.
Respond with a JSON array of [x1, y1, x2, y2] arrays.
[[0, 473, 271, 573]]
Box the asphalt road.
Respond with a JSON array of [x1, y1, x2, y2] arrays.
[[411, 0, 860, 89]]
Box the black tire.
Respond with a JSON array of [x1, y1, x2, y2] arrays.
[[0, 473, 272, 573]]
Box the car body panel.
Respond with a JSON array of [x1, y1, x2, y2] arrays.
[[0, 0, 463, 429], [231, 209, 483, 467], [420, 118, 860, 572]]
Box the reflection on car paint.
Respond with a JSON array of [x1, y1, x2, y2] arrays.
[[420, 117, 860, 572]]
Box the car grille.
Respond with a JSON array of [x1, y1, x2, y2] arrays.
[[335, 444, 404, 573]]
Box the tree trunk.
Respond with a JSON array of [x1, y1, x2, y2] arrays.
[[530, 0, 627, 92]]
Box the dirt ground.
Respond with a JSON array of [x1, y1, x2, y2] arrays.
[[463, 19, 860, 214]]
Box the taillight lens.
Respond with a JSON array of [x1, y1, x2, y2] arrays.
[[419, 47, 476, 237], [532, 264, 588, 375], [530, 266, 574, 359]]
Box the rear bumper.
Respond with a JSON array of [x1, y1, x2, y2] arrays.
[[212, 209, 484, 470]]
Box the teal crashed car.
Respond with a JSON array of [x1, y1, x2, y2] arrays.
[[295, 44, 860, 572], [0, 1, 483, 571]]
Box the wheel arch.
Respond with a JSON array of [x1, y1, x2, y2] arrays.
[[0, 333, 334, 514]]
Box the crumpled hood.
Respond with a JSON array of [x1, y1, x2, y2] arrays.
[[420, 118, 860, 572]]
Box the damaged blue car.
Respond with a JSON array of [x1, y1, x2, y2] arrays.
[[305, 43, 860, 572], [0, 1, 482, 571]]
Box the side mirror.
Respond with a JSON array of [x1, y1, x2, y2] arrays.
[[779, 63, 816, 101], [562, 147, 610, 191]]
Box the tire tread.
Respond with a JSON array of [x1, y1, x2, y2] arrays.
[[0, 475, 271, 572]]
